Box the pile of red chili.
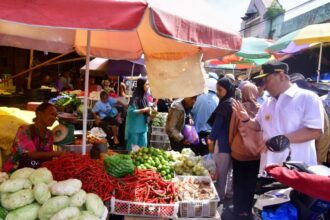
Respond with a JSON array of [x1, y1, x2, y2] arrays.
[[42, 153, 116, 201], [116, 169, 177, 204], [42, 154, 176, 204]]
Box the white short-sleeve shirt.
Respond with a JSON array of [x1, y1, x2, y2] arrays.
[[256, 84, 324, 173]]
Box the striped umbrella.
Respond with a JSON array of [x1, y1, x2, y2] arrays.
[[268, 23, 330, 82]]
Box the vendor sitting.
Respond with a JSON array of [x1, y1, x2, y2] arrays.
[[92, 91, 126, 145], [3, 103, 62, 172]]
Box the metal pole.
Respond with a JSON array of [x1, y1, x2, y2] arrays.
[[82, 30, 91, 155], [128, 63, 135, 103], [316, 42, 323, 83], [27, 49, 33, 89]]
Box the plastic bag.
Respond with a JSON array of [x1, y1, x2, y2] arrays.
[[202, 154, 217, 180], [261, 203, 298, 220], [90, 127, 107, 139], [182, 125, 199, 145]]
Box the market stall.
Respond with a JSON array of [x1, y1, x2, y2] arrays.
[[0, 145, 219, 219]]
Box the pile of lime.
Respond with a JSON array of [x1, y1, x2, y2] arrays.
[[130, 147, 175, 180]]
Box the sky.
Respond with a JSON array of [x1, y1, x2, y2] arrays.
[[149, 0, 312, 32]]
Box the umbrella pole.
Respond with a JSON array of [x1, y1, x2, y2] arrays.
[[82, 30, 91, 155], [128, 63, 135, 103], [317, 42, 323, 83]]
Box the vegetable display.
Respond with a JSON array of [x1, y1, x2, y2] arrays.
[[130, 147, 175, 180], [42, 154, 116, 201], [0, 167, 106, 220], [151, 113, 167, 127], [49, 94, 81, 111], [104, 154, 135, 178], [175, 177, 217, 201], [115, 169, 177, 204], [170, 149, 209, 176]]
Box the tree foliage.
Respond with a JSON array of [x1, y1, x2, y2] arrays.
[[264, 0, 285, 19]]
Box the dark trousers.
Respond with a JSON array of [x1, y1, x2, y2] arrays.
[[197, 131, 210, 156], [233, 158, 260, 214]]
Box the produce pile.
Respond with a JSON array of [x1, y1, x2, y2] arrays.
[[130, 147, 175, 180], [115, 169, 177, 204], [0, 167, 106, 220], [42, 154, 115, 201], [170, 149, 209, 176], [151, 113, 167, 127], [175, 177, 217, 201], [49, 94, 81, 112], [104, 154, 135, 178]]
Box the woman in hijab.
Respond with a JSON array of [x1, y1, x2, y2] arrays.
[[125, 78, 151, 150], [208, 78, 235, 201], [224, 82, 261, 220]]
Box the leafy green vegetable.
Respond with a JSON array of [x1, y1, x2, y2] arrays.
[[104, 154, 135, 178]]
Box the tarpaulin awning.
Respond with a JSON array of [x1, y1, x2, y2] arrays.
[[0, 0, 242, 61], [80, 58, 146, 77]]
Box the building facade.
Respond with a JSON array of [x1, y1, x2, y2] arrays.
[[241, 0, 330, 39]]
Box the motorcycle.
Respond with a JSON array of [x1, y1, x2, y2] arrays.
[[253, 135, 330, 220]]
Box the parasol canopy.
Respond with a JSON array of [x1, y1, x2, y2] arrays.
[[0, 0, 242, 61]]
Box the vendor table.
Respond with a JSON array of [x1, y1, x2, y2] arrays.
[[123, 210, 220, 220], [26, 101, 42, 111], [0, 94, 27, 109]]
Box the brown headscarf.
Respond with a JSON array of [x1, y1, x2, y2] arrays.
[[241, 82, 260, 118]]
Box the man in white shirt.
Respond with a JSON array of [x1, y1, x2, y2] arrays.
[[233, 62, 324, 174]]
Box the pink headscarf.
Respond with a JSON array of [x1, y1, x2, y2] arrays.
[[241, 82, 260, 118]]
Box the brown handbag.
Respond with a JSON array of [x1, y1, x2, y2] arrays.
[[229, 111, 264, 161]]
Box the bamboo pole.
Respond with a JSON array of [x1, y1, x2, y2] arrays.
[[44, 57, 85, 66], [7, 50, 74, 81], [27, 49, 34, 89]]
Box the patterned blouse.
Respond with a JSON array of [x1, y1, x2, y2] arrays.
[[3, 124, 54, 172]]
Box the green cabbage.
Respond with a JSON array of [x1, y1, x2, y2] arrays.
[[50, 179, 82, 196], [5, 203, 40, 220], [33, 183, 51, 204], [29, 168, 53, 185], [0, 179, 32, 193], [49, 207, 80, 220], [78, 211, 99, 220], [38, 196, 70, 220], [70, 190, 86, 207], [10, 168, 35, 180], [1, 189, 34, 210], [85, 193, 105, 217]]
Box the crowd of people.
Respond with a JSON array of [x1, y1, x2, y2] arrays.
[[4, 60, 329, 220]]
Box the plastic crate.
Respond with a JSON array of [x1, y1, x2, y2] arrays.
[[110, 197, 178, 218], [152, 126, 166, 134], [149, 140, 171, 150], [150, 133, 170, 142], [173, 176, 220, 218]]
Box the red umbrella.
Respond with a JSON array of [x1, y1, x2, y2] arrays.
[[0, 0, 241, 60], [0, 0, 242, 153]]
